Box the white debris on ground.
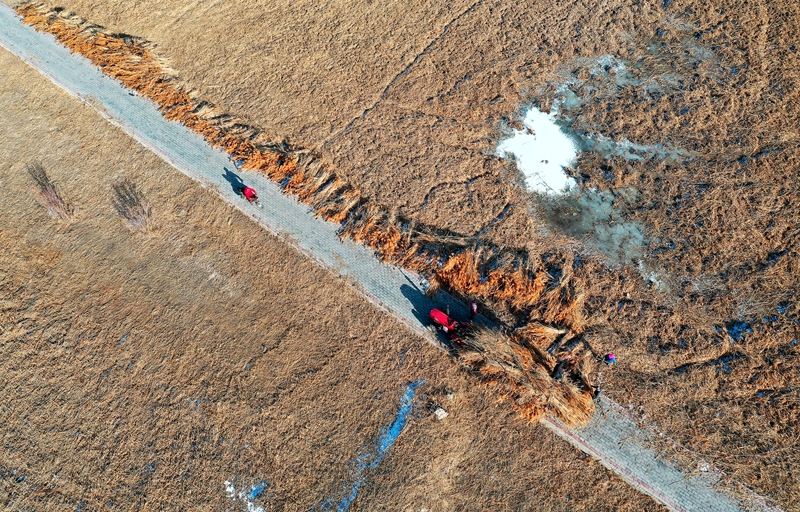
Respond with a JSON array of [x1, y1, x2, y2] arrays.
[[497, 106, 578, 194], [224, 480, 266, 512], [434, 407, 449, 420]]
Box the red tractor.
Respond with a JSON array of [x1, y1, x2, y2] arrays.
[[430, 302, 478, 346], [430, 308, 460, 333]]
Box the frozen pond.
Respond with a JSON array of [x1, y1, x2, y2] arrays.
[[497, 106, 578, 194], [497, 105, 647, 266]]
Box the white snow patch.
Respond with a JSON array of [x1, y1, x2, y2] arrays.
[[224, 479, 266, 512], [434, 407, 449, 420], [497, 106, 578, 194]]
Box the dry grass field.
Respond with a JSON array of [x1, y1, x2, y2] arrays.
[[5, 0, 800, 507], [0, 48, 664, 510]]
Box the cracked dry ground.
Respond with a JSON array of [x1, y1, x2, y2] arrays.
[[0, 46, 664, 510]]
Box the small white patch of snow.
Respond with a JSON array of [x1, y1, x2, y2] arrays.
[[224, 479, 266, 512], [434, 407, 449, 420], [497, 106, 578, 194]]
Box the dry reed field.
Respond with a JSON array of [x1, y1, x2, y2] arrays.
[[0, 46, 665, 511], [13, 3, 597, 426], [6, 0, 800, 507]]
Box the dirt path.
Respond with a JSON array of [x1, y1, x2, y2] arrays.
[[0, 5, 778, 511]]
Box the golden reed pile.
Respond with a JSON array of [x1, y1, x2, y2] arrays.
[[18, 3, 593, 424], [461, 327, 594, 424]]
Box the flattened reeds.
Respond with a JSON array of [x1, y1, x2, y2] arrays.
[[460, 327, 594, 425]]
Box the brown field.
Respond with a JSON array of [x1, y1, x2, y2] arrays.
[[5, 0, 800, 507], [11, 3, 599, 427], [0, 48, 664, 510]]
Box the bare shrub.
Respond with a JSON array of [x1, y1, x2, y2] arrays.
[[25, 162, 73, 221], [112, 180, 152, 231]]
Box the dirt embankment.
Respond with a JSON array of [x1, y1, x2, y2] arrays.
[[0, 47, 664, 511], [7, 0, 800, 506]]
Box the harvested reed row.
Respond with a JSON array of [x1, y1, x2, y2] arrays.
[[460, 327, 594, 424], [18, 3, 593, 424], [340, 206, 587, 331], [17, 4, 296, 176]]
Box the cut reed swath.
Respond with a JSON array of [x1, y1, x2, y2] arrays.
[[25, 162, 73, 221], [17, 3, 594, 425], [460, 327, 594, 424]]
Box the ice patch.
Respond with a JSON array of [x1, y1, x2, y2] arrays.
[[580, 133, 698, 163], [536, 187, 646, 265], [497, 106, 578, 194], [249, 482, 267, 500], [314, 380, 423, 512]]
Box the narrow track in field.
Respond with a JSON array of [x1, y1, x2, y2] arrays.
[[0, 4, 779, 510]]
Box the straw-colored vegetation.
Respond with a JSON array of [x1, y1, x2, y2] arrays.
[[0, 46, 671, 510], [0, 45, 676, 512], [16, 2, 595, 425], [14, 0, 800, 506], [459, 326, 595, 424]]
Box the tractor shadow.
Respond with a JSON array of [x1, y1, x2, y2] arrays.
[[222, 167, 245, 194], [400, 283, 434, 327], [400, 281, 462, 351]]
